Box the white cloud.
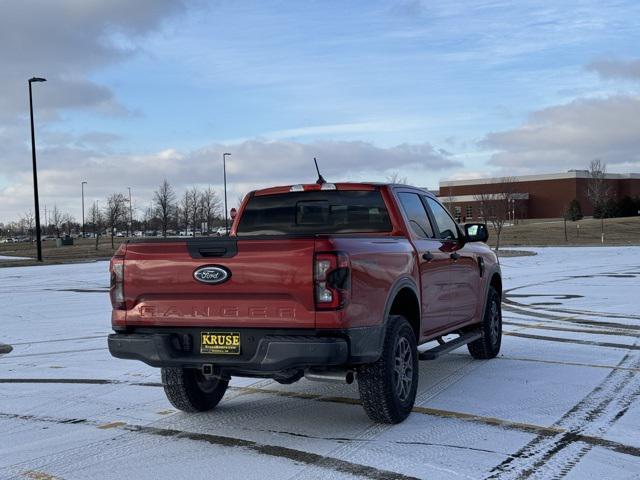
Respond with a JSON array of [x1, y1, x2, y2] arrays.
[[587, 58, 640, 81], [0, 139, 460, 221], [0, 1, 185, 120], [480, 95, 640, 174], [0, 1, 186, 223]]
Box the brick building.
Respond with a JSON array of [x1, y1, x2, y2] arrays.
[[438, 171, 640, 221]]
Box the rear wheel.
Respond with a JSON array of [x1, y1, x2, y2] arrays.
[[161, 367, 228, 412], [467, 286, 502, 359], [357, 315, 418, 424]]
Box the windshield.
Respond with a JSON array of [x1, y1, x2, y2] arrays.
[[236, 190, 392, 236]]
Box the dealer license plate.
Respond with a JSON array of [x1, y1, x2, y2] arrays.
[[200, 331, 241, 355]]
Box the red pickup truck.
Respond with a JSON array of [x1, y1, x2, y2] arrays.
[[108, 182, 502, 423]]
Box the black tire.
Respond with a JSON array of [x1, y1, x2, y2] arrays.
[[468, 286, 502, 359], [357, 315, 418, 424], [161, 367, 228, 413]]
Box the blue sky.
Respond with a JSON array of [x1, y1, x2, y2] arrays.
[[1, 0, 640, 221], [87, 1, 633, 148]]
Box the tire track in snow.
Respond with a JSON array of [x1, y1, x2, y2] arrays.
[[503, 319, 639, 338], [10, 335, 106, 346], [290, 358, 487, 480], [6, 347, 107, 358], [3, 377, 640, 463], [503, 303, 640, 331], [503, 331, 640, 350], [0, 411, 419, 480], [485, 347, 640, 479]]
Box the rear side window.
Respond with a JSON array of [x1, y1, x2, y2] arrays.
[[237, 190, 392, 235], [397, 193, 435, 238]]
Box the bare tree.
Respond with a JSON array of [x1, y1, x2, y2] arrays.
[[443, 185, 456, 216], [50, 205, 63, 238], [199, 186, 222, 234], [188, 187, 201, 237], [105, 193, 127, 248], [386, 171, 408, 185], [20, 211, 35, 241], [587, 159, 611, 243], [142, 205, 155, 234], [236, 193, 246, 209], [153, 180, 175, 237], [89, 201, 103, 250], [62, 213, 75, 236], [473, 177, 517, 252], [179, 190, 192, 235]]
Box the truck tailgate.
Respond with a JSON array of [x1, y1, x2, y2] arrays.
[[122, 238, 316, 328]]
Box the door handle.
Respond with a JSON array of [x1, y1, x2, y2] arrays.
[[450, 252, 460, 261], [422, 251, 434, 262]]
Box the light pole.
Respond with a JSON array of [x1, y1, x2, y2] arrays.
[[81, 181, 87, 238], [127, 187, 133, 236], [223, 152, 231, 233], [29, 77, 46, 262]]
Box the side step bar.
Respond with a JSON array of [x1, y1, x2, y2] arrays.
[[418, 330, 482, 360]]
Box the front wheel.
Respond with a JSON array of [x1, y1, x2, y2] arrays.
[[161, 367, 228, 412], [357, 315, 418, 424], [467, 286, 502, 359]]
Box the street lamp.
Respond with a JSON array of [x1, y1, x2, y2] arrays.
[[29, 76, 46, 262], [81, 181, 87, 238], [223, 152, 231, 233]]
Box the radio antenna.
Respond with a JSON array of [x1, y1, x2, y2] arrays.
[[314, 157, 326, 185]]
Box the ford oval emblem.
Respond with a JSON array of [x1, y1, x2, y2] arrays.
[[193, 265, 231, 284]]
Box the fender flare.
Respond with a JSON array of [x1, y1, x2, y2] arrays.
[[486, 265, 502, 295], [479, 266, 502, 320], [383, 276, 421, 321], [377, 275, 421, 349]]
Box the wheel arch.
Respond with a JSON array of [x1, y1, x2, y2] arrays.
[[384, 277, 421, 341], [489, 272, 502, 298]]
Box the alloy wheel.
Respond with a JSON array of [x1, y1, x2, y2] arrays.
[[393, 336, 413, 402]]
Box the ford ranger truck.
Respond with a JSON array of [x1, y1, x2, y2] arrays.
[[108, 183, 502, 424]]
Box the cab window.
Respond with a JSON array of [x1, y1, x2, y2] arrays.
[[425, 197, 459, 241], [397, 192, 435, 238]]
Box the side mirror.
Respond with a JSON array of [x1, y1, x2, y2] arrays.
[[464, 223, 488, 243], [230, 208, 237, 220]]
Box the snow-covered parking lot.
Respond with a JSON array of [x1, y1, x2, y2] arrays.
[[1, 247, 639, 480]]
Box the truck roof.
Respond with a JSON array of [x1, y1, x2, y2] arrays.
[[253, 182, 424, 196]]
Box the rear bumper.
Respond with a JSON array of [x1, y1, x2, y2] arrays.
[[108, 329, 350, 375]]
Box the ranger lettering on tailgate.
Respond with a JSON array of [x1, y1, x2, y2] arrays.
[[138, 305, 296, 319]]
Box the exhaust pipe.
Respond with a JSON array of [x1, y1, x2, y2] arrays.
[[305, 370, 355, 384]]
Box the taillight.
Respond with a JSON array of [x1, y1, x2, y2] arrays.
[[109, 244, 126, 310], [314, 252, 350, 310]]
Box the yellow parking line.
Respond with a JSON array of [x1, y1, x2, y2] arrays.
[[97, 421, 127, 430], [22, 471, 62, 480], [230, 386, 563, 436]]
